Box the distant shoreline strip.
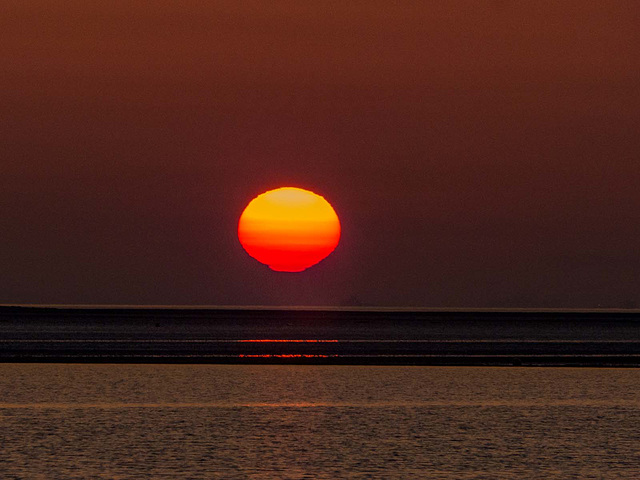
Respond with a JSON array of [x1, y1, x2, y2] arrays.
[[2, 353, 640, 367], [4, 339, 640, 343]]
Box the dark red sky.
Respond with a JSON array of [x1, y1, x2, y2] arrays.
[[2, 1, 639, 307]]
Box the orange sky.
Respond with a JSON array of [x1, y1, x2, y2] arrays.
[[2, 1, 640, 306]]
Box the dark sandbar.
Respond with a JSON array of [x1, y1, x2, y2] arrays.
[[1, 306, 639, 366]]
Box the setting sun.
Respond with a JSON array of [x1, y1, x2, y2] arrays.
[[238, 187, 341, 272]]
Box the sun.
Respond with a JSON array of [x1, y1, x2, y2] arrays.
[[238, 187, 341, 272]]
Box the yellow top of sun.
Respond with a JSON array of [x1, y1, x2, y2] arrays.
[[240, 187, 339, 224]]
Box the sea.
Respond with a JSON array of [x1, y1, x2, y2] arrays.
[[1, 307, 639, 478], [1, 364, 639, 479]]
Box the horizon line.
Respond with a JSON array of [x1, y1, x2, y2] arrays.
[[2, 304, 640, 313]]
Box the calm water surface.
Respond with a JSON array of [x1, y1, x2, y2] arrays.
[[1, 365, 639, 479]]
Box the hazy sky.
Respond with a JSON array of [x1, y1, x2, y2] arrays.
[[2, 1, 639, 307]]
